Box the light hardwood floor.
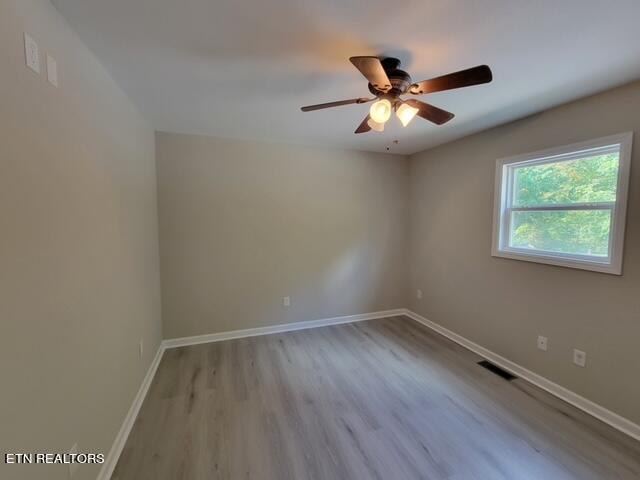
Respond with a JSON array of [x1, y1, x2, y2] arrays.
[[113, 316, 640, 479]]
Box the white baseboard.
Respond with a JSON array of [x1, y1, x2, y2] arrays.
[[97, 344, 165, 480], [98, 309, 404, 479], [403, 308, 640, 442], [98, 306, 639, 480], [162, 308, 406, 349]]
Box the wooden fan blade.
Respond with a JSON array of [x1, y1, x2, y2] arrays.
[[404, 99, 454, 125], [355, 115, 372, 134], [409, 65, 492, 95], [349, 56, 392, 92], [301, 98, 372, 112]]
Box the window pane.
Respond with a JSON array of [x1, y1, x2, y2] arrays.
[[509, 210, 611, 257], [513, 153, 619, 207]]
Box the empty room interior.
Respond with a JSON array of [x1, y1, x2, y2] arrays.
[[3, 1, 640, 479]]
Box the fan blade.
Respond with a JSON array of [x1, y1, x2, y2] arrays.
[[409, 65, 492, 95], [349, 56, 392, 92], [404, 99, 454, 125], [355, 115, 372, 134], [301, 98, 372, 112]]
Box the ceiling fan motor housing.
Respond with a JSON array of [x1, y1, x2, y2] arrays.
[[368, 57, 412, 97]]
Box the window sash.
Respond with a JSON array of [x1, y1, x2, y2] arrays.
[[502, 205, 615, 263], [508, 143, 621, 169], [505, 145, 620, 208], [500, 157, 618, 262], [508, 202, 615, 212]]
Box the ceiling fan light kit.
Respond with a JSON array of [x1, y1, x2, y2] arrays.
[[367, 118, 385, 132], [301, 56, 493, 134], [369, 99, 392, 123], [396, 102, 419, 127]]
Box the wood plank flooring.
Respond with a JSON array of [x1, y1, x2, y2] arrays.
[[113, 316, 640, 479]]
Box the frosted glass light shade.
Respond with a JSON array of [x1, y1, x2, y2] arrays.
[[396, 102, 419, 127], [369, 99, 392, 123], [367, 118, 385, 132]]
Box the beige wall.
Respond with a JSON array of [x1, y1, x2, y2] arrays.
[[408, 81, 640, 425], [3, 2, 639, 471], [156, 132, 409, 338], [0, 1, 162, 479]]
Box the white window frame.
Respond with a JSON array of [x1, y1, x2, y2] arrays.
[[491, 132, 633, 275]]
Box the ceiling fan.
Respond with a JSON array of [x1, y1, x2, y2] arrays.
[[300, 56, 492, 133]]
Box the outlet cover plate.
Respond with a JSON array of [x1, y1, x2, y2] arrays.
[[537, 335, 548, 351], [47, 54, 58, 86], [573, 349, 587, 367], [24, 33, 40, 74], [69, 443, 79, 476]]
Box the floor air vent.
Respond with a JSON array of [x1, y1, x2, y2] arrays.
[[477, 360, 517, 381]]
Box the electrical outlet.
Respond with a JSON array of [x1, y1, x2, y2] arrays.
[[46, 54, 58, 86], [24, 33, 40, 74], [283, 296, 290, 307], [68, 443, 79, 477], [537, 335, 548, 351], [139, 339, 144, 359], [416, 289, 423, 300], [573, 349, 586, 367]]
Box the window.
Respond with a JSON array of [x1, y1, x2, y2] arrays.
[[492, 133, 632, 274]]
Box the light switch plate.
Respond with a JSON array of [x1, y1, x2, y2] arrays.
[[573, 349, 586, 367], [283, 296, 290, 307], [47, 54, 58, 86], [24, 33, 40, 74]]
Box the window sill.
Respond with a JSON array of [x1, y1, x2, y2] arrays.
[[491, 248, 622, 275]]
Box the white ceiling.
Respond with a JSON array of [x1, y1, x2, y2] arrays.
[[51, 0, 640, 155]]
